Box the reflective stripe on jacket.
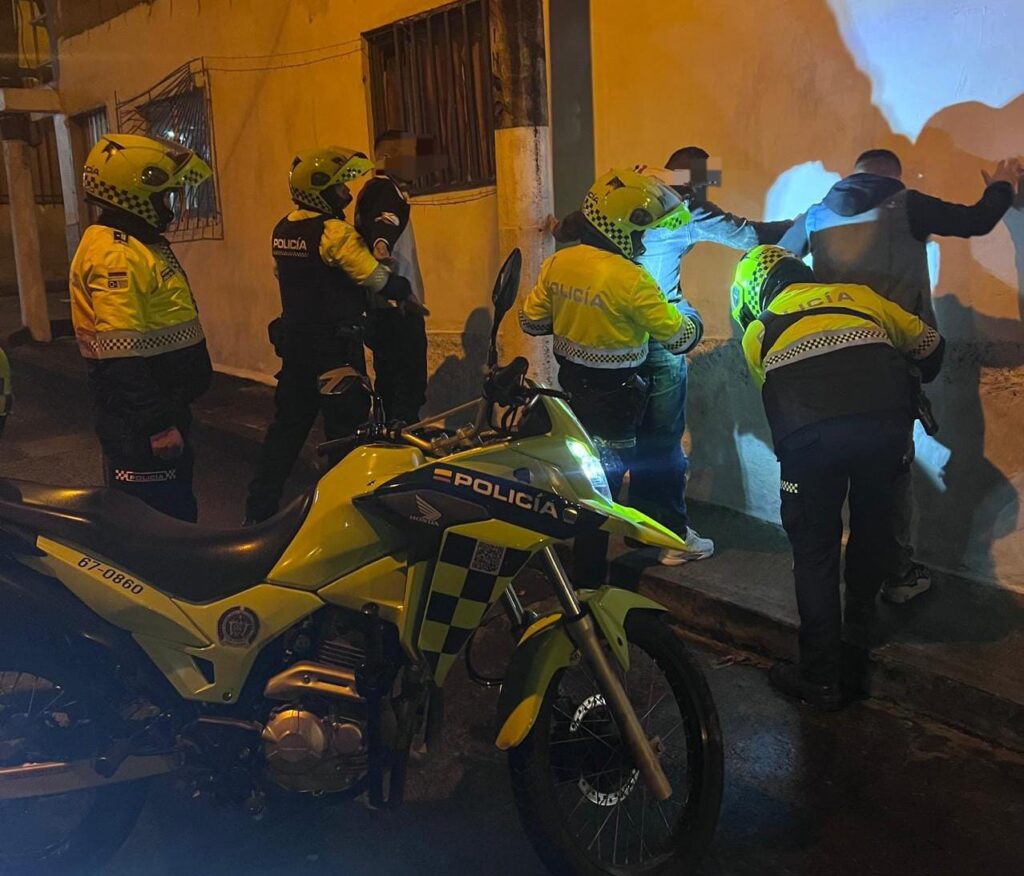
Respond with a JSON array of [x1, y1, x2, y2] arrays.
[[741, 282, 943, 446], [70, 224, 205, 360], [519, 244, 700, 369]]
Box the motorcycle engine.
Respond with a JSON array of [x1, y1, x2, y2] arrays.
[[261, 707, 367, 793]]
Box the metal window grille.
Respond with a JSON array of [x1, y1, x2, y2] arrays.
[[366, 0, 495, 196], [0, 119, 64, 205], [75, 106, 109, 222], [116, 60, 223, 241]]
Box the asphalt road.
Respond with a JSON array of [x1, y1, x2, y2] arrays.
[[4, 345, 1024, 875]]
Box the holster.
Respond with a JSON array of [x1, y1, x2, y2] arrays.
[[908, 365, 939, 436], [560, 367, 649, 444]]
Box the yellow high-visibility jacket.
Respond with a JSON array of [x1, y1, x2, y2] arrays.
[[69, 221, 212, 444], [71, 224, 204, 360], [742, 281, 943, 445], [519, 244, 701, 369]]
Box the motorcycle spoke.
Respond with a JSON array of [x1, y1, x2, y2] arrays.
[[587, 805, 617, 852], [551, 706, 616, 751]]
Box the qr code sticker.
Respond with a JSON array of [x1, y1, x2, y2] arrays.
[[470, 542, 506, 575]]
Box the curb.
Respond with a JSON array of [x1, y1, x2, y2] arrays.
[[634, 566, 1024, 753]]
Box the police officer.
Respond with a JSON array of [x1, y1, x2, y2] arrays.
[[520, 168, 703, 583], [244, 147, 412, 524], [70, 133, 214, 521], [732, 245, 945, 709], [780, 149, 1020, 603], [355, 131, 430, 425]]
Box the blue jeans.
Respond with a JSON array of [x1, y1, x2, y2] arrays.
[[628, 344, 689, 534]]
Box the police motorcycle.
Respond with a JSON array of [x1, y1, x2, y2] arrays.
[[0, 251, 722, 875]]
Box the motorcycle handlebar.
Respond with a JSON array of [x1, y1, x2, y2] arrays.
[[486, 356, 530, 404]]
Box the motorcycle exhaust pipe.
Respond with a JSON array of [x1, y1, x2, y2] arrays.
[[0, 753, 180, 801]]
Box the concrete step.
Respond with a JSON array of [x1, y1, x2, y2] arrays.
[[612, 502, 1024, 752]]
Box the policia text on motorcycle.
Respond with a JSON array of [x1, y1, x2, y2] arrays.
[[731, 245, 945, 710], [69, 134, 214, 522], [520, 168, 704, 583], [244, 147, 414, 524]]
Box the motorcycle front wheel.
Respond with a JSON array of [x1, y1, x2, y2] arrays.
[[0, 641, 148, 875], [508, 610, 723, 875]]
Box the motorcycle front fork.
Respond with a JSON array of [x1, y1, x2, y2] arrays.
[[501, 546, 673, 802]]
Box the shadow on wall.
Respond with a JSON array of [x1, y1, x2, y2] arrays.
[[423, 307, 491, 418], [917, 182, 1024, 584], [676, 0, 1024, 588]]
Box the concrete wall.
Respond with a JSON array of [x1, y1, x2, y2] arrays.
[[55, 0, 501, 390], [591, 0, 1024, 590], [55, 0, 1024, 589]]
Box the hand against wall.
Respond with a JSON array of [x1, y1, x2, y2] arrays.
[[981, 157, 1023, 191]]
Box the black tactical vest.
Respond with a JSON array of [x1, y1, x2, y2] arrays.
[[271, 213, 367, 348]]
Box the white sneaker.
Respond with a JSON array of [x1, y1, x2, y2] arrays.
[[658, 527, 715, 565]]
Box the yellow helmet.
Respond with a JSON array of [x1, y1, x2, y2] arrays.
[[581, 168, 691, 259], [289, 147, 373, 214], [731, 245, 809, 328], [82, 133, 212, 231]]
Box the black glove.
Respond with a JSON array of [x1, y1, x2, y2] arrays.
[[381, 272, 412, 302]]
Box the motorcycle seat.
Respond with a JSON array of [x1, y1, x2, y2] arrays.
[[0, 479, 314, 604]]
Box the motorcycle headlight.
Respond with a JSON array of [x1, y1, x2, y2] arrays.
[[566, 438, 612, 502]]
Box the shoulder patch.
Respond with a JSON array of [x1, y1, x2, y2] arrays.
[[113, 230, 129, 244]]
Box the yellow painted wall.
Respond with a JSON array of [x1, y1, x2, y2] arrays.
[[0, 204, 69, 291], [592, 0, 1024, 589], [56, 0, 500, 383]]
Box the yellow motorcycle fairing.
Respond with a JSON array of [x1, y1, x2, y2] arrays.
[[27, 538, 322, 704]]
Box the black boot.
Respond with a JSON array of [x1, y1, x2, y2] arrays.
[[769, 662, 844, 712]]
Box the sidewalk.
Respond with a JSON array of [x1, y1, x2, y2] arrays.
[[9, 325, 1024, 753], [613, 504, 1024, 753]]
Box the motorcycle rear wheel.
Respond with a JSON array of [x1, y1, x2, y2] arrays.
[[0, 642, 148, 875], [508, 610, 723, 875]]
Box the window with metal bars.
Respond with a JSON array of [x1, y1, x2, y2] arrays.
[[365, 0, 495, 196], [116, 61, 222, 241], [74, 106, 108, 222]]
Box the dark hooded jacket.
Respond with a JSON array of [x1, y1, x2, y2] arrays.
[[779, 173, 1014, 326]]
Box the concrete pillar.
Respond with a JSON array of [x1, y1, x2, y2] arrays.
[[53, 113, 83, 258], [2, 129, 51, 342], [489, 0, 555, 383]]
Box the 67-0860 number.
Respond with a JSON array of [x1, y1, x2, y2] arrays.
[[77, 556, 144, 595]]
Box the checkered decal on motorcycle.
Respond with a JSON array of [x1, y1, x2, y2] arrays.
[[417, 533, 530, 683]]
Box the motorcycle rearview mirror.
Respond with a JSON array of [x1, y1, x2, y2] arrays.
[[488, 248, 522, 367]]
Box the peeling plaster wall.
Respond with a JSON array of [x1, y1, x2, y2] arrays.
[[592, 0, 1024, 590], [55, 0, 500, 388]]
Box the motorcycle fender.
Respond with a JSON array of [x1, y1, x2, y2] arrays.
[[494, 587, 667, 751], [594, 500, 688, 552]]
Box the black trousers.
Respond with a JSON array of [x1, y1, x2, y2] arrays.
[[558, 362, 647, 586], [776, 412, 910, 684], [245, 357, 368, 523], [366, 308, 427, 424], [103, 424, 197, 523]]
